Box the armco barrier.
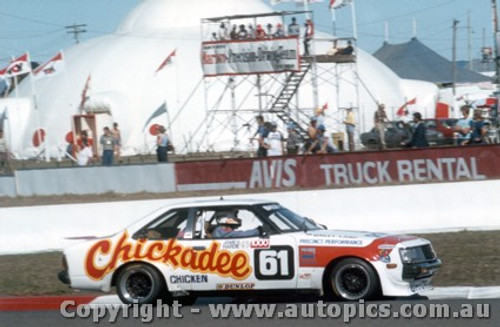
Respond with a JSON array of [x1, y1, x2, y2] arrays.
[[175, 144, 500, 191]]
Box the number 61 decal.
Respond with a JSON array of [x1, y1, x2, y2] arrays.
[[255, 246, 294, 280]]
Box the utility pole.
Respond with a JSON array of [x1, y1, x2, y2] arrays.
[[467, 11, 473, 70], [492, 0, 500, 119], [65, 24, 87, 44], [452, 19, 459, 96]]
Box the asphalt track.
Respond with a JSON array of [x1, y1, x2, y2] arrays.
[[1, 297, 497, 327]]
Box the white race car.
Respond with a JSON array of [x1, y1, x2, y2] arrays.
[[59, 199, 441, 304]]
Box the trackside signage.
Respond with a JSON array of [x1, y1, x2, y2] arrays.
[[201, 37, 300, 76], [175, 145, 500, 191]]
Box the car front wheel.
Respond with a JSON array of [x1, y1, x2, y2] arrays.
[[116, 264, 166, 305], [330, 258, 379, 301]]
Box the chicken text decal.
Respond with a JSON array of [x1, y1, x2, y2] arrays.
[[84, 232, 252, 280]]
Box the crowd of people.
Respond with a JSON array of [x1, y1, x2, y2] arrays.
[[210, 17, 314, 56]]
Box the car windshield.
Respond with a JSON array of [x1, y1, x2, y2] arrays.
[[257, 203, 322, 233]]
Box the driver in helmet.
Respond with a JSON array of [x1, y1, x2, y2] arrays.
[[211, 212, 261, 238]]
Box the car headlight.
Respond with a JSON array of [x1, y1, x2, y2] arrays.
[[399, 244, 437, 264]]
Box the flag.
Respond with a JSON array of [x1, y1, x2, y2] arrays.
[[142, 103, 167, 131], [34, 51, 65, 79], [6, 53, 31, 77], [329, 0, 353, 9], [155, 49, 177, 74], [79, 74, 91, 110], [0, 67, 7, 79], [322, 102, 328, 110], [396, 97, 416, 116]]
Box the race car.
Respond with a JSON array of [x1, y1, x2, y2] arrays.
[[59, 199, 441, 304]]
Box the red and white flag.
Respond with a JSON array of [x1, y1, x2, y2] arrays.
[[6, 53, 31, 77], [329, 0, 352, 9], [396, 97, 416, 116], [34, 51, 65, 79], [79, 74, 91, 110], [155, 49, 177, 74], [0, 67, 7, 79]]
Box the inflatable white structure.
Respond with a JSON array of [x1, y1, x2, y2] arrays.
[[1, 0, 438, 158]]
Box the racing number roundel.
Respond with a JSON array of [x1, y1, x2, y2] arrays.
[[254, 246, 294, 280]]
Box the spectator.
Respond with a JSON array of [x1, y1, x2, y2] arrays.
[[211, 32, 218, 41], [266, 123, 284, 156], [156, 125, 170, 162], [255, 24, 266, 39], [0, 129, 10, 173], [274, 23, 285, 38], [306, 124, 336, 154], [405, 112, 429, 148], [100, 126, 116, 166], [229, 24, 238, 40], [112, 122, 121, 161], [455, 105, 472, 145], [247, 24, 255, 39], [467, 110, 488, 145], [304, 117, 319, 154], [266, 23, 273, 37], [237, 24, 248, 39], [303, 19, 314, 56], [314, 107, 326, 126], [218, 22, 228, 40], [76, 139, 93, 166], [335, 40, 354, 55], [286, 123, 301, 155], [288, 17, 300, 36], [255, 115, 270, 157], [374, 103, 388, 150], [343, 107, 356, 151]]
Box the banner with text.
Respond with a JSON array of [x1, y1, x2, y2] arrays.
[[201, 37, 300, 77], [175, 145, 500, 191]]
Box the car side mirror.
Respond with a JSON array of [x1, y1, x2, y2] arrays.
[[258, 225, 270, 238]]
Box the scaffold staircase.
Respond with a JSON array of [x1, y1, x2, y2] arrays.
[[269, 59, 312, 140]]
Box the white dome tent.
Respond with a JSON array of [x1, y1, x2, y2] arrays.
[[3, 0, 438, 158]]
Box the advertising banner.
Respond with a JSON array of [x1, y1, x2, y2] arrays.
[[175, 145, 500, 191], [201, 37, 300, 77]]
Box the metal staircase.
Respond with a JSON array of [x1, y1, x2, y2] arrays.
[[269, 59, 312, 140]]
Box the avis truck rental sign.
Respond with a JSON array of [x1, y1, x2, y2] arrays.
[[59, 199, 441, 304]]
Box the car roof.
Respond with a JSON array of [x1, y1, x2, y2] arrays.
[[125, 198, 276, 233]]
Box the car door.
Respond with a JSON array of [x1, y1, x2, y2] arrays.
[[183, 206, 298, 292]]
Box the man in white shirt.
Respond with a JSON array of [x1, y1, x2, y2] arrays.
[[77, 141, 93, 166], [266, 123, 284, 156]]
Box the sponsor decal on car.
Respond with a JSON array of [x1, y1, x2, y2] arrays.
[[216, 283, 255, 290], [250, 239, 270, 249], [221, 240, 250, 249], [84, 231, 252, 281], [169, 275, 208, 284], [299, 247, 316, 265], [299, 238, 363, 246]]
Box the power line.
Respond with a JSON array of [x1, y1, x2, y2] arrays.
[[65, 24, 87, 44]]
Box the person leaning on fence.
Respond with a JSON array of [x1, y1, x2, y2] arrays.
[[455, 105, 472, 145], [343, 107, 356, 151], [286, 123, 301, 155], [404, 112, 429, 148], [255, 115, 270, 157], [156, 125, 170, 162], [288, 17, 300, 36], [374, 103, 388, 150], [100, 127, 116, 166]]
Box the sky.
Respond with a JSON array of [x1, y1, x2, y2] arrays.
[[0, 0, 496, 66]]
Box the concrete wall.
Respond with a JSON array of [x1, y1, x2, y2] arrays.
[[13, 164, 176, 196]]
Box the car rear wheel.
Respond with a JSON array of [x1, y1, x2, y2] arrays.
[[116, 264, 166, 305], [329, 258, 379, 301]]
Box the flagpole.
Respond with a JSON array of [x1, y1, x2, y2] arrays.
[[351, 0, 358, 40], [28, 53, 48, 161]]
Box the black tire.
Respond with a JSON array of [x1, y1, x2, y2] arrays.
[[116, 263, 166, 305], [329, 258, 379, 301]]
